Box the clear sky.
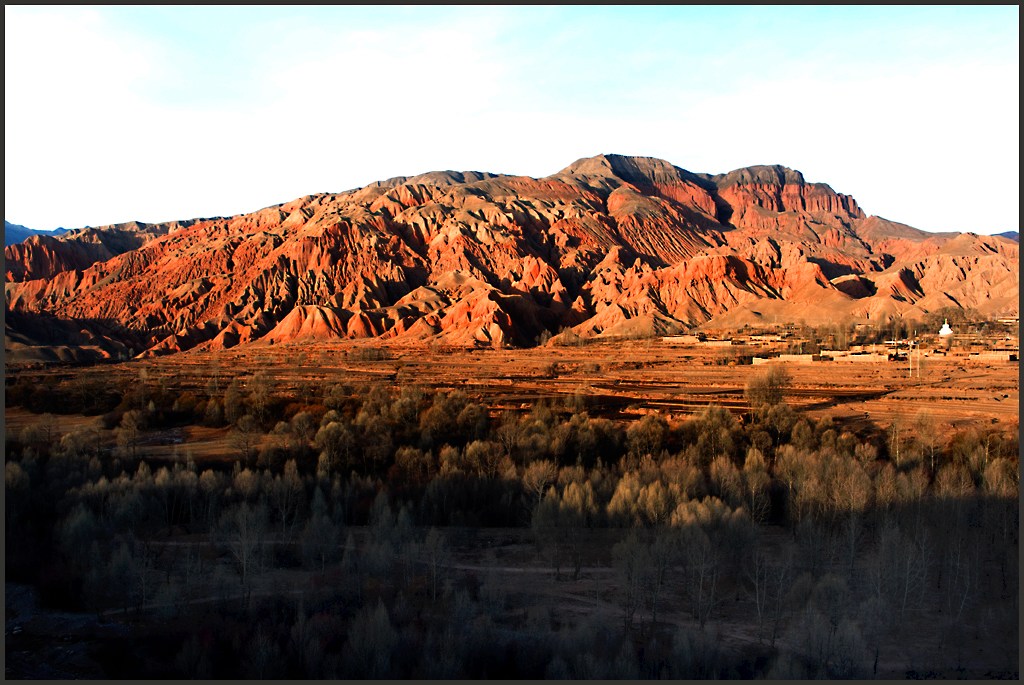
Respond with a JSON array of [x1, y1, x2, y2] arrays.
[[5, 5, 1019, 234]]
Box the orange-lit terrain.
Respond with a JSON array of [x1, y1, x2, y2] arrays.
[[6, 156, 1018, 364], [6, 336, 1018, 462], [4, 154, 1018, 679]]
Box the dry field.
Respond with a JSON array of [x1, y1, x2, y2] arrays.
[[7, 337, 1017, 452]]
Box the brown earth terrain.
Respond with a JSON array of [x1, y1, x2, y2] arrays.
[[6, 337, 1017, 455]]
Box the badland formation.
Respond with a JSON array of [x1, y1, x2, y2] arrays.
[[5, 154, 1018, 362]]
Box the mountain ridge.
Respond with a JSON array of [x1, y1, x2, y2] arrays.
[[3, 220, 71, 247], [5, 154, 1018, 362]]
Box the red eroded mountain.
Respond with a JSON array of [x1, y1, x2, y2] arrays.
[[4, 154, 1018, 360], [4, 220, 193, 283]]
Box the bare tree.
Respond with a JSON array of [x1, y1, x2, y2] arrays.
[[612, 531, 644, 629], [529, 480, 595, 581], [5, 461, 29, 536], [247, 371, 272, 425], [559, 480, 597, 579], [288, 601, 325, 678], [232, 466, 262, 501], [217, 501, 268, 601], [87, 540, 135, 616], [314, 420, 355, 479], [129, 536, 158, 613], [230, 414, 260, 467], [644, 530, 677, 629], [831, 458, 871, 581], [342, 600, 397, 678], [742, 448, 772, 524], [302, 510, 341, 573], [627, 413, 667, 458], [913, 409, 940, 475], [872, 519, 931, 624], [680, 525, 719, 628], [532, 487, 565, 579], [271, 459, 305, 536], [982, 457, 1018, 499], [116, 409, 146, 460], [176, 633, 213, 679], [244, 625, 282, 679], [463, 439, 503, 478], [223, 378, 246, 425], [670, 626, 724, 679], [523, 459, 557, 509], [709, 455, 743, 509], [744, 365, 792, 408], [887, 418, 903, 469], [423, 527, 451, 603], [608, 471, 643, 526], [745, 545, 772, 643], [197, 469, 224, 530], [940, 523, 979, 624], [637, 479, 674, 527], [775, 444, 811, 524], [494, 411, 524, 461]]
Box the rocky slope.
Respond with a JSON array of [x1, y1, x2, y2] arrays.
[[5, 220, 193, 283], [5, 154, 1018, 359]]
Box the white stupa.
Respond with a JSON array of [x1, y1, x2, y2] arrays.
[[938, 319, 953, 337]]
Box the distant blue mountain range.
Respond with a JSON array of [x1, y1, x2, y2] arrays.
[[4, 221, 70, 246], [995, 230, 1019, 242]]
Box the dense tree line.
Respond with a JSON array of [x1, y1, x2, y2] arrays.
[[4, 366, 1019, 678]]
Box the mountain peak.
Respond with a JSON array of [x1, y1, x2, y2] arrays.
[[713, 164, 807, 188], [553, 153, 705, 189]]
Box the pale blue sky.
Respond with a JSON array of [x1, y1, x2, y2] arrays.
[[5, 5, 1019, 234]]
